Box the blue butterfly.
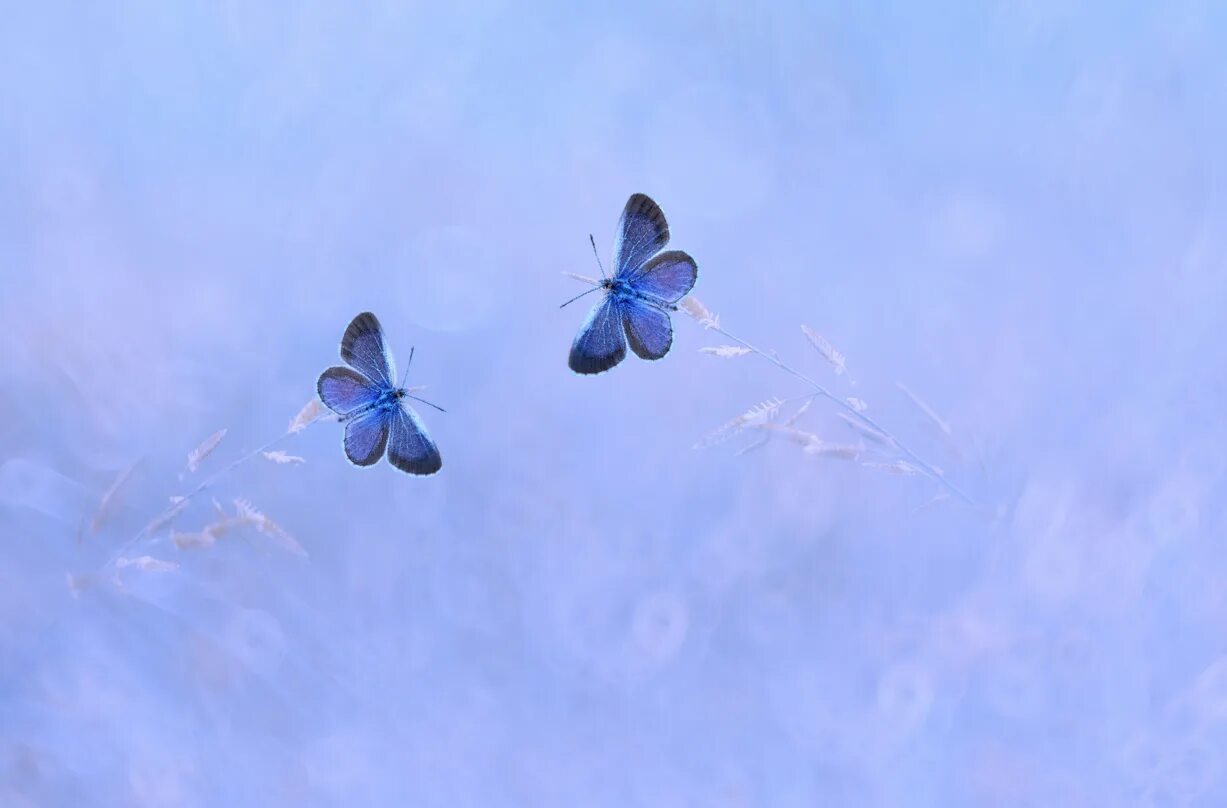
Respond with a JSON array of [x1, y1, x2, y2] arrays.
[[317, 312, 443, 475], [564, 193, 698, 374]]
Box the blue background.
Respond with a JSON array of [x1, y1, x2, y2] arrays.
[[3, 2, 1226, 805]]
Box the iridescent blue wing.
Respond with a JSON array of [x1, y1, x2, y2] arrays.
[[622, 299, 674, 360], [317, 366, 381, 415], [340, 312, 395, 389], [568, 295, 627, 374], [343, 408, 391, 467], [387, 403, 442, 475], [612, 194, 670, 279], [626, 250, 697, 303]]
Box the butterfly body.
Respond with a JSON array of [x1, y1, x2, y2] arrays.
[[338, 386, 407, 423], [600, 277, 678, 312], [317, 312, 443, 475], [567, 194, 696, 375]]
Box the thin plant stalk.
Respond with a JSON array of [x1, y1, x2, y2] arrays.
[[98, 399, 328, 574], [699, 317, 976, 506]]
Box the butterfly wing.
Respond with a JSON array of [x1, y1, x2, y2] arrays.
[[387, 402, 442, 475], [343, 408, 391, 467], [626, 250, 697, 303], [317, 366, 381, 415], [622, 299, 674, 360], [340, 312, 396, 388], [569, 295, 627, 374], [612, 194, 670, 279]]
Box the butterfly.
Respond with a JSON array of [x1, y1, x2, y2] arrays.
[[316, 312, 443, 475], [563, 193, 698, 375]]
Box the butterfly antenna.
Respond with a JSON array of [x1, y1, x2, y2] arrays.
[[589, 234, 608, 280], [399, 347, 414, 389], [407, 394, 446, 414], [559, 285, 601, 309]]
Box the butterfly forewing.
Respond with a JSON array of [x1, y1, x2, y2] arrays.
[[612, 194, 670, 278], [317, 366, 381, 415], [341, 312, 396, 388], [343, 408, 391, 466], [622, 299, 674, 360], [388, 403, 443, 475], [569, 296, 627, 374]]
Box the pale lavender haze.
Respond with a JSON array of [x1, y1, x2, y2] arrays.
[[2, 2, 1226, 806]]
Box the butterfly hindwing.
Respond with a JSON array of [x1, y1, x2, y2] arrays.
[[341, 312, 395, 388], [612, 193, 670, 278], [622, 299, 674, 360], [627, 250, 697, 303], [388, 403, 443, 475], [569, 296, 627, 374], [317, 366, 381, 415], [343, 407, 391, 467]]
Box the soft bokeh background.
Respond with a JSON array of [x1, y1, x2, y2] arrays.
[[3, 2, 1226, 805]]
